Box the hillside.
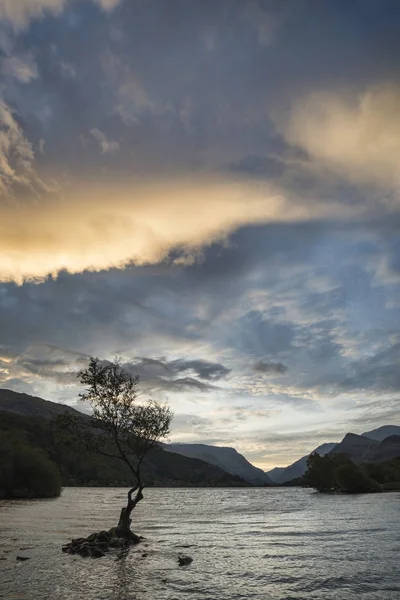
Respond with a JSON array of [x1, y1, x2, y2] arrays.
[[166, 443, 272, 485], [266, 467, 285, 483], [362, 425, 400, 442], [327, 433, 379, 462], [0, 388, 251, 488], [267, 443, 337, 484], [0, 388, 81, 419], [329, 432, 400, 465], [366, 435, 400, 462]]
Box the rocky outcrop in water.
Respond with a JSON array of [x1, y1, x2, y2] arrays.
[[62, 528, 142, 558]]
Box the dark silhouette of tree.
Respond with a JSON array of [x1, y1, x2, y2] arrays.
[[334, 462, 380, 493], [0, 434, 61, 498], [60, 357, 172, 554], [305, 452, 381, 494], [305, 452, 348, 492]]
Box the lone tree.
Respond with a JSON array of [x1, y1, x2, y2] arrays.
[[62, 357, 173, 557]]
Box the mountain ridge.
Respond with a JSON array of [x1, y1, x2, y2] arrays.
[[166, 442, 272, 485], [1, 387, 399, 482], [0, 388, 259, 486], [267, 442, 338, 484]]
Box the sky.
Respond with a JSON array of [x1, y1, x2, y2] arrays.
[[0, 0, 400, 469]]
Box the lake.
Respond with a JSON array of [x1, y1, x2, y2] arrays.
[[0, 487, 399, 600]]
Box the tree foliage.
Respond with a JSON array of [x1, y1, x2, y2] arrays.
[[305, 452, 383, 493], [0, 432, 61, 498], [74, 357, 173, 486]]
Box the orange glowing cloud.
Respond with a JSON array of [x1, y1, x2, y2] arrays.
[[0, 176, 353, 284], [283, 84, 400, 194]]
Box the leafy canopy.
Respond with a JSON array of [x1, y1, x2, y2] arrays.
[[76, 357, 173, 484]]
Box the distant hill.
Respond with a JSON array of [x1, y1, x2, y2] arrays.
[[266, 467, 285, 483], [166, 443, 272, 485], [328, 433, 378, 462], [267, 424, 400, 483], [329, 432, 400, 464], [267, 442, 337, 484], [366, 435, 400, 462], [0, 389, 250, 487], [0, 388, 81, 419], [362, 425, 400, 442]]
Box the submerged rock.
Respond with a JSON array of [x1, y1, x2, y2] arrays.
[[16, 556, 30, 561], [178, 555, 193, 566]]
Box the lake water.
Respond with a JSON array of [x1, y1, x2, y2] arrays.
[[0, 487, 399, 600]]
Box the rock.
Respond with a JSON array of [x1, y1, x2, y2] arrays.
[[90, 548, 105, 558], [62, 527, 141, 558], [178, 555, 193, 566], [16, 556, 30, 561], [96, 531, 111, 544]]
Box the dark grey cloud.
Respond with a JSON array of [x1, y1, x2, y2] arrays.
[[338, 341, 400, 394], [167, 358, 230, 381], [252, 360, 288, 375]]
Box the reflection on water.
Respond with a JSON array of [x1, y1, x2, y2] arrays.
[[0, 487, 399, 600]]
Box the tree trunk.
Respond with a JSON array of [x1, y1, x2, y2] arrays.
[[62, 485, 144, 556], [115, 484, 144, 541]]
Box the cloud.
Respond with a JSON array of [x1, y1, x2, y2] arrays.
[[122, 357, 221, 393], [243, 1, 279, 47], [167, 358, 231, 381], [0, 0, 64, 29], [0, 175, 356, 284], [1, 343, 89, 386], [338, 341, 400, 393], [90, 128, 120, 154], [130, 357, 231, 382], [283, 84, 400, 194], [1, 54, 38, 83], [253, 359, 288, 375], [0, 100, 47, 198], [100, 50, 157, 124], [60, 61, 76, 79], [0, 344, 221, 394], [0, 0, 121, 29]]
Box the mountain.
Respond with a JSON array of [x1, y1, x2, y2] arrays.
[[166, 443, 272, 485], [0, 390, 250, 487], [330, 432, 400, 464], [0, 388, 81, 419], [266, 467, 286, 483], [268, 426, 400, 483], [362, 425, 400, 442], [267, 442, 337, 484], [365, 435, 400, 462], [328, 433, 379, 462]]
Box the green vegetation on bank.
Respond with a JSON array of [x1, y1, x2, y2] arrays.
[[304, 452, 400, 493], [0, 432, 62, 498]]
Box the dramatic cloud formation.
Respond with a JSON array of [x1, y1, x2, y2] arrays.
[[0, 100, 49, 197], [0, 0, 400, 468], [284, 85, 400, 193], [1, 177, 355, 284]]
